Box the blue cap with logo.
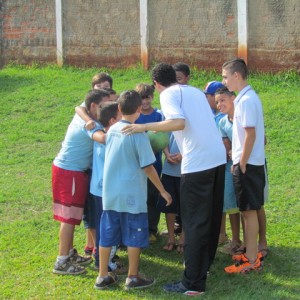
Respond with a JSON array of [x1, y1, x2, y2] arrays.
[[204, 81, 225, 95]]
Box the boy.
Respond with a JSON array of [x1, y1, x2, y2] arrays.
[[122, 63, 226, 295], [157, 132, 185, 253], [172, 62, 190, 84], [75, 73, 115, 256], [135, 83, 164, 243], [92, 72, 113, 90], [204, 81, 226, 125], [222, 58, 266, 273], [215, 87, 242, 255], [89, 102, 126, 274], [95, 90, 172, 290], [52, 89, 110, 275]]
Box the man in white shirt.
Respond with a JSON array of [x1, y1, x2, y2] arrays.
[[122, 63, 226, 295]]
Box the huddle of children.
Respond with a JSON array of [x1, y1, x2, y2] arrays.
[[51, 58, 268, 295]]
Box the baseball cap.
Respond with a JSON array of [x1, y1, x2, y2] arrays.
[[204, 81, 225, 95]]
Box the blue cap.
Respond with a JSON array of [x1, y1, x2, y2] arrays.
[[204, 81, 225, 95]]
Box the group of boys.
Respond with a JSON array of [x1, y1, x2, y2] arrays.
[[51, 58, 267, 295]]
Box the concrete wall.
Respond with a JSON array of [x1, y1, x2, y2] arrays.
[[1, 0, 299, 72]]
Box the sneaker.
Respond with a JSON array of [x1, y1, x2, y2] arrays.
[[125, 276, 155, 290], [163, 281, 204, 296], [149, 233, 157, 244], [232, 251, 263, 262], [53, 258, 86, 275], [84, 246, 94, 256], [225, 254, 262, 274], [94, 272, 118, 290], [69, 248, 92, 265]]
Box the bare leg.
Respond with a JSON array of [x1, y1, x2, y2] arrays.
[[59, 222, 74, 256], [163, 213, 176, 250], [229, 213, 241, 242], [99, 246, 112, 277], [220, 213, 227, 237], [86, 228, 96, 248], [127, 247, 141, 277], [257, 206, 268, 250], [242, 210, 259, 262]]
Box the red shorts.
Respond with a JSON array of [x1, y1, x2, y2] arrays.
[[52, 164, 89, 225]]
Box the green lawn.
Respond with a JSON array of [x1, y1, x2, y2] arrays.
[[0, 64, 299, 299]]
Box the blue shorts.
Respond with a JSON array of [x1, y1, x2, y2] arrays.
[[223, 161, 239, 213], [99, 211, 149, 248]]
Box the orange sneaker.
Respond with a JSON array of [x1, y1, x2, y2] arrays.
[[232, 251, 263, 262], [225, 254, 262, 274]]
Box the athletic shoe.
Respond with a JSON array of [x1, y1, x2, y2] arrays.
[[53, 258, 86, 275], [225, 254, 262, 274], [163, 281, 205, 296], [94, 272, 118, 290], [84, 246, 94, 256], [125, 275, 155, 290], [232, 251, 263, 262], [69, 248, 92, 265]]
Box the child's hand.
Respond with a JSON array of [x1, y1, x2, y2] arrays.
[[170, 153, 182, 163], [161, 190, 172, 206], [166, 154, 177, 164], [85, 120, 96, 130]]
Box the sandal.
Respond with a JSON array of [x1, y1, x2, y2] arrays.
[[162, 242, 176, 251], [233, 245, 246, 255], [176, 244, 184, 254]]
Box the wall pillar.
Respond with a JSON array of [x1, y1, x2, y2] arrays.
[[140, 0, 149, 70], [55, 0, 63, 66], [237, 0, 248, 64]]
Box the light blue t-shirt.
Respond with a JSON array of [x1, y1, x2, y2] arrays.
[[218, 115, 233, 142], [90, 131, 106, 197], [102, 120, 156, 213], [53, 114, 102, 171], [162, 133, 181, 177]]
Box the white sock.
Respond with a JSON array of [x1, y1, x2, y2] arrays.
[[56, 255, 69, 264]]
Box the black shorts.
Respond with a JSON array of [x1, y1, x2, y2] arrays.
[[233, 163, 265, 211], [156, 174, 180, 214]]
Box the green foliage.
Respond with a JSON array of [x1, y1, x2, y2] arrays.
[[0, 65, 299, 299]]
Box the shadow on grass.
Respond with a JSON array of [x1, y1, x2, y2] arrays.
[[0, 74, 36, 93]]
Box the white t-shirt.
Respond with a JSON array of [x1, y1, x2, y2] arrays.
[[160, 85, 226, 174], [232, 85, 265, 165]]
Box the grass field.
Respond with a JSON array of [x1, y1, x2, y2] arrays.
[[0, 64, 299, 299]]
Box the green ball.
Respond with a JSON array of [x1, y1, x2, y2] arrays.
[[147, 131, 169, 153]]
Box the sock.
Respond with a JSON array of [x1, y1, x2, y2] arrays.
[[56, 255, 69, 264]]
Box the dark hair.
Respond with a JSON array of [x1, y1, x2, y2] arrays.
[[222, 58, 248, 79], [135, 83, 154, 99], [173, 62, 190, 76], [215, 87, 236, 97], [91, 72, 113, 88], [152, 63, 177, 87], [84, 89, 110, 110], [99, 102, 119, 127], [118, 90, 142, 115], [104, 88, 117, 95]]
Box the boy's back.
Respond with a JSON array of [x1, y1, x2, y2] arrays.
[[103, 120, 156, 213]]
